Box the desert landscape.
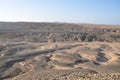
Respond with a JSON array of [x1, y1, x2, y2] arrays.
[[0, 22, 120, 80]]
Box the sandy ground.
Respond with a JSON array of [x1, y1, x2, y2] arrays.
[[0, 41, 120, 80]]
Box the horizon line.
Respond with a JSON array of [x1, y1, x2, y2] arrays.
[[0, 21, 120, 26]]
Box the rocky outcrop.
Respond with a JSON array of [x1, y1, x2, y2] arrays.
[[0, 22, 120, 42]]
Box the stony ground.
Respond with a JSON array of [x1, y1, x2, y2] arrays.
[[0, 22, 120, 80], [0, 42, 120, 80]]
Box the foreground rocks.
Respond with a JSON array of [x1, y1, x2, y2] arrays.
[[0, 42, 120, 80]]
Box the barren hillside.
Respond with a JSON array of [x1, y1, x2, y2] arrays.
[[0, 22, 120, 80]]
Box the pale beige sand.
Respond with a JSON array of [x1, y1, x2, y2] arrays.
[[0, 42, 120, 80]]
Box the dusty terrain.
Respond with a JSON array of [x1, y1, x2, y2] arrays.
[[0, 22, 120, 80]]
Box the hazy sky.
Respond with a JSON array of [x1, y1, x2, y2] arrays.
[[0, 0, 120, 24]]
